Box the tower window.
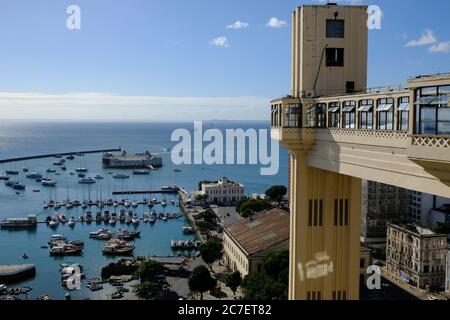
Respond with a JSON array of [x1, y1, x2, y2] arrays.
[[326, 48, 344, 67], [326, 19, 345, 38]]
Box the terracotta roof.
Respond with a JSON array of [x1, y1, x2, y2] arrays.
[[226, 208, 290, 255]]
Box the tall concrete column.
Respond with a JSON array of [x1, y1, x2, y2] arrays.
[[289, 151, 362, 300]]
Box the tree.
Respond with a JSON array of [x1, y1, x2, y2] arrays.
[[199, 238, 224, 271], [196, 220, 216, 233], [260, 251, 289, 285], [198, 180, 215, 191], [225, 271, 241, 299], [435, 222, 450, 235], [238, 199, 272, 218], [265, 185, 287, 202], [195, 194, 208, 202], [134, 281, 163, 300], [135, 259, 165, 282], [241, 273, 287, 300], [188, 266, 217, 300], [240, 250, 289, 300]]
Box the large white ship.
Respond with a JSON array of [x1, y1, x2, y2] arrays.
[[0, 215, 37, 228], [102, 151, 163, 169]]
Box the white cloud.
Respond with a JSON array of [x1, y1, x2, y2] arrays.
[[266, 17, 286, 28], [0, 92, 270, 121], [226, 21, 249, 29], [405, 29, 437, 47], [210, 36, 229, 48], [429, 41, 450, 53]]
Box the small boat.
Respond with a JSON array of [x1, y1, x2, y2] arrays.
[[47, 169, 56, 173], [75, 168, 88, 173], [149, 215, 156, 224], [143, 212, 149, 223], [22, 254, 29, 259], [66, 155, 75, 160], [85, 212, 93, 222], [125, 215, 132, 224], [102, 239, 135, 256], [0, 175, 10, 181], [68, 217, 76, 227], [173, 168, 181, 172], [182, 226, 195, 234], [5, 170, 19, 175], [133, 169, 150, 175], [22, 167, 29, 172], [58, 213, 67, 223], [26, 172, 42, 179], [13, 183, 26, 190], [50, 244, 83, 256], [81, 203, 88, 209], [89, 228, 112, 240], [132, 202, 139, 208], [95, 212, 103, 221], [113, 202, 119, 208], [79, 177, 96, 184], [119, 210, 126, 222], [61, 166, 67, 171], [161, 199, 167, 207], [132, 215, 140, 225], [113, 173, 129, 179], [95, 175, 104, 180], [41, 179, 57, 187], [115, 229, 141, 240]]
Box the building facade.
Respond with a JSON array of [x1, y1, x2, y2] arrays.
[[361, 180, 409, 258], [270, 3, 450, 300], [201, 177, 245, 205], [386, 223, 447, 291], [409, 192, 450, 228], [223, 208, 289, 276]]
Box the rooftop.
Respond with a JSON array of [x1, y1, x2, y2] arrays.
[[389, 223, 445, 237], [226, 208, 289, 256]]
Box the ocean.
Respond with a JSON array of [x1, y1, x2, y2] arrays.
[[0, 120, 288, 300]]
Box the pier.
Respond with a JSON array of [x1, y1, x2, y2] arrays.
[[0, 264, 36, 284], [0, 148, 121, 164], [112, 189, 180, 195]]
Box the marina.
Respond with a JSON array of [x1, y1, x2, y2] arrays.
[[0, 121, 287, 300]]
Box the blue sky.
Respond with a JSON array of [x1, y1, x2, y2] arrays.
[[0, 0, 449, 121]]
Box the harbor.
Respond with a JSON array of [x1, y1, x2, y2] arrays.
[[0, 121, 288, 300]]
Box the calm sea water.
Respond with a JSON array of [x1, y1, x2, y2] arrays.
[[0, 120, 288, 300]]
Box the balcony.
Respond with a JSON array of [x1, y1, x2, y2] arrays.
[[270, 97, 450, 198]]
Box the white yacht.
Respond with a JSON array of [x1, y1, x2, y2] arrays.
[[41, 179, 57, 187], [113, 173, 129, 179]]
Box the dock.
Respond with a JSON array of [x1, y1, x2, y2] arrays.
[[112, 189, 180, 195], [0, 264, 36, 284], [0, 148, 121, 164]]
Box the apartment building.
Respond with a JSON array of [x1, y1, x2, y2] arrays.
[[386, 223, 447, 291]]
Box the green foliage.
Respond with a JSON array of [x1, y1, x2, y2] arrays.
[[199, 238, 224, 270], [196, 220, 216, 233], [241, 273, 287, 300], [198, 180, 215, 191], [135, 259, 165, 282], [195, 194, 208, 201], [225, 271, 242, 295], [188, 266, 217, 300], [435, 222, 450, 234], [195, 210, 216, 223], [260, 250, 289, 285], [134, 281, 163, 300], [265, 185, 287, 202], [241, 250, 289, 300], [237, 199, 272, 218]]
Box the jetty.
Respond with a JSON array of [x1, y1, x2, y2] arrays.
[[0, 264, 36, 284], [0, 148, 121, 164], [112, 188, 180, 195]]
